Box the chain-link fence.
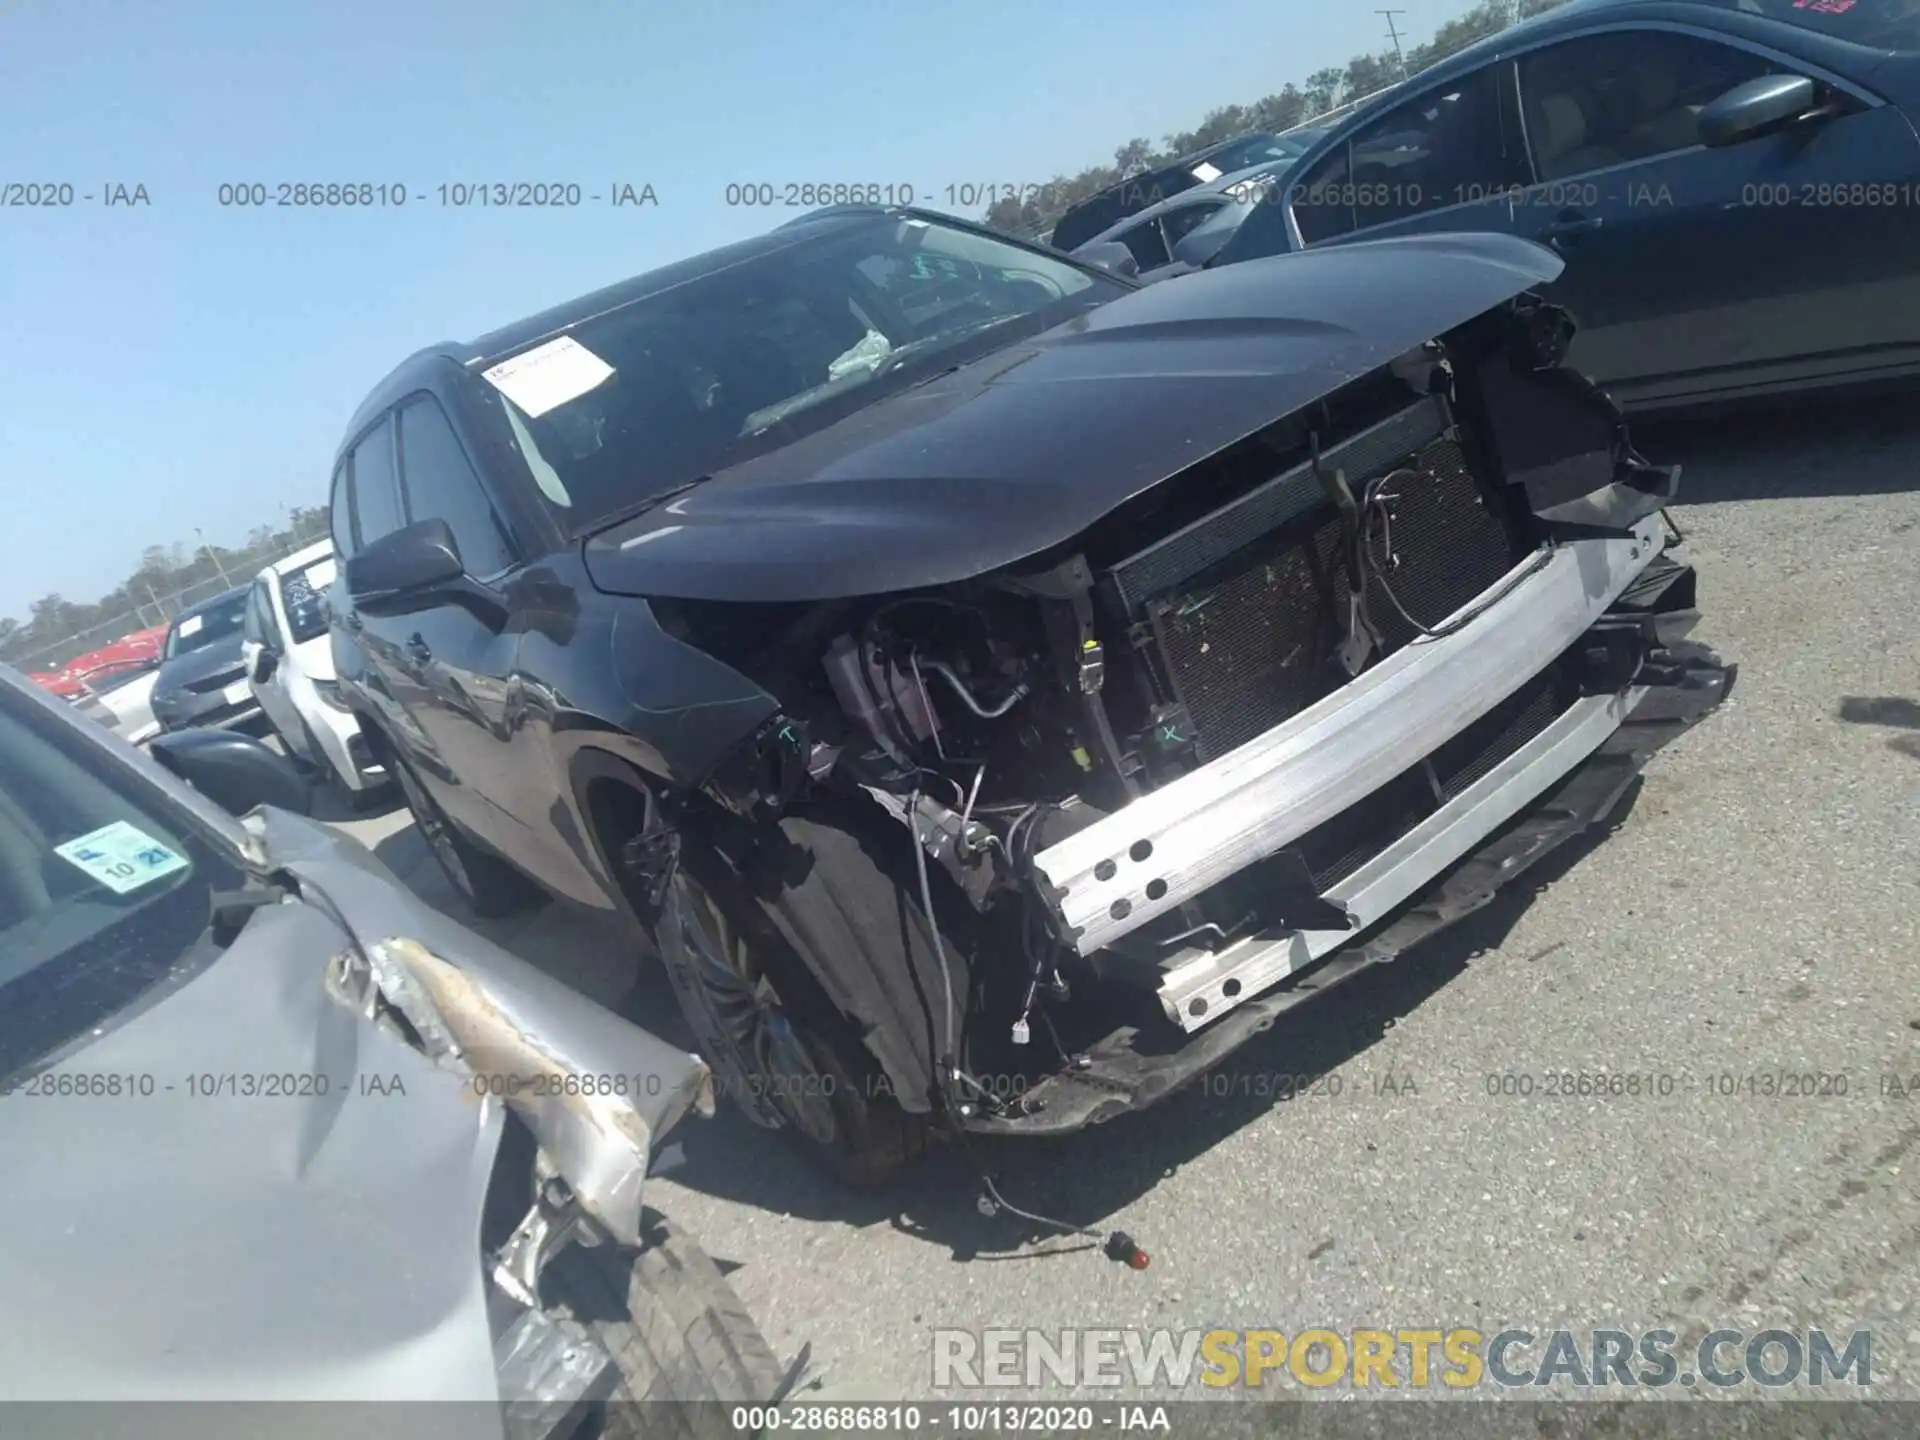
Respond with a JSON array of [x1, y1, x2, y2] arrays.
[[3, 525, 330, 675]]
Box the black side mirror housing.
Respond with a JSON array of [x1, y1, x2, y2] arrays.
[[1074, 241, 1141, 280], [148, 729, 314, 818], [1172, 226, 1235, 270], [344, 518, 467, 614], [1699, 74, 1820, 148], [250, 649, 278, 685]]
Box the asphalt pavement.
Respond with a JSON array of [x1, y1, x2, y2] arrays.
[[333, 391, 1920, 1406]]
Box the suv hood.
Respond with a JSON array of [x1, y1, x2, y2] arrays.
[[156, 635, 247, 691], [583, 232, 1561, 604]]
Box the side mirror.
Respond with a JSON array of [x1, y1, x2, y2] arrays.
[[1074, 241, 1141, 280], [148, 729, 313, 818], [1699, 74, 1820, 148], [1172, 225, 1235, 270], [345, 518, 465, 611], [251, 649, 278, 684]]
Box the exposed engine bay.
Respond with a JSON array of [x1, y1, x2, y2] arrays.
[[648, 294, 1730, 1133]]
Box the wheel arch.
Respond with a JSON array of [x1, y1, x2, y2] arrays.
[[563, 744, 953, 1121]]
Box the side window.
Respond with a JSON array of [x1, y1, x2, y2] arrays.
[[328, 460, 354, 557], [1290, 143, 1359, 244], [1160, 200, 1227, 249], [395, 397, 514, 576], [1343, 67, 1518, 232], [1115, 217, 1172, 271], [1518, 30, 1773, 181], [349, 418, 403, 548]]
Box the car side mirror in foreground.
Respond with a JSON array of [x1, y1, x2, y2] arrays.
[[1699, 74, 1820, 148], [344, 518, 466, 610], [148, 729, 313, 818], [1074, 241, 1141, 280], [249, 648, 278, 685]]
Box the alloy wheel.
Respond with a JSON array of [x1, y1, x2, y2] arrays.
[[666, 872, 840, 1145]]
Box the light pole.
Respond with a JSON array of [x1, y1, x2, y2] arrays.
[[194, 527, 233, 588], [1378, 9, 1409, 78]]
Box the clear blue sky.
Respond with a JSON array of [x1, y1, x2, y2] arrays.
[[0, 0, 1469, 621]]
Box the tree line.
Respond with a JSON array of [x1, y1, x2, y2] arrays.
[[981, 0, 1569, 237]]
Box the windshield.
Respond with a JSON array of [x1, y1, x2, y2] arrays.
[[278, 556, 335, 645], [1192, 133, 1293, 177], [483, 214, 1118, 534], [0, 680, 240, 1086], [163, 593, 248, 659], [1696, 0, 1920, 48]]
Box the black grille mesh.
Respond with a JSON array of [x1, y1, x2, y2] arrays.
[[1144, 430, 1521, 763]]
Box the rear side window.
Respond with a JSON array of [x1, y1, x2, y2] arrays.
[[349, 418, 403, 547], [396, 397, 514, 576], [278, 558, 334, 644]]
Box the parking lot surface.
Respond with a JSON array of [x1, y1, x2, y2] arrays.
[[335, 394, 1920, 1401]]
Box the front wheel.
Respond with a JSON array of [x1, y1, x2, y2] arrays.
[[389, 753, 543, 919], [654, 823, 930, 1189], [545, 1212, 786, 1438]]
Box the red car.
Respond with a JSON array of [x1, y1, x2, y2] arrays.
[[27, 625, 167, 700]]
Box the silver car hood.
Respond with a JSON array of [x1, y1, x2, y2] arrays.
[[0, 806, 711, 1426]]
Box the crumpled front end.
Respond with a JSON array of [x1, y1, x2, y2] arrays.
[[662, 286, 1733, 1135], [1000, 298, 1730, 1095]]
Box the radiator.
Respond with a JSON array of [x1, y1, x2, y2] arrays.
[[1113, 395, 1526, 764]]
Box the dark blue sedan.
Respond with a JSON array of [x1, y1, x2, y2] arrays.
[[1208, 0, 1920, 411]]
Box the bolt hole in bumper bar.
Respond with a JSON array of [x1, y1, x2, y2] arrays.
[[975, 635, 1733, 1135]]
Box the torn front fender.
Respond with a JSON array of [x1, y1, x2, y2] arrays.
[[1452, 296, 1682, 535], [251, 807, 714, 1248]]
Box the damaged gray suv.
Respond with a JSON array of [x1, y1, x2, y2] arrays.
[[326, 208, 1734, 1188], [0, 665, 789, 1436]]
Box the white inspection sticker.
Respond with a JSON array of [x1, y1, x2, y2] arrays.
[[1191, 161, 1223, 183], [481, 335, 616, 419], [54, 820, 189, 895], [176, 613, 204, 639]]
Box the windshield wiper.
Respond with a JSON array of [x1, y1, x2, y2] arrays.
[[587, 476, 713, 534]]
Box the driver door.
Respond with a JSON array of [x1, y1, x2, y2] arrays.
[[1510, 25, 1920, 405]]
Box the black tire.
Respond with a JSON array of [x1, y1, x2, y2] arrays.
[[662, 808, 935, 1189], [546, 1212, 785, 1439], [389, 752, 544, 920]]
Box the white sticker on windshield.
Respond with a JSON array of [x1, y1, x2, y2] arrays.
[[176, 614, 204, 639], [481, 335, 616, 419], [55, 821, 189, 895], [1191, 162, 1223, 183]]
